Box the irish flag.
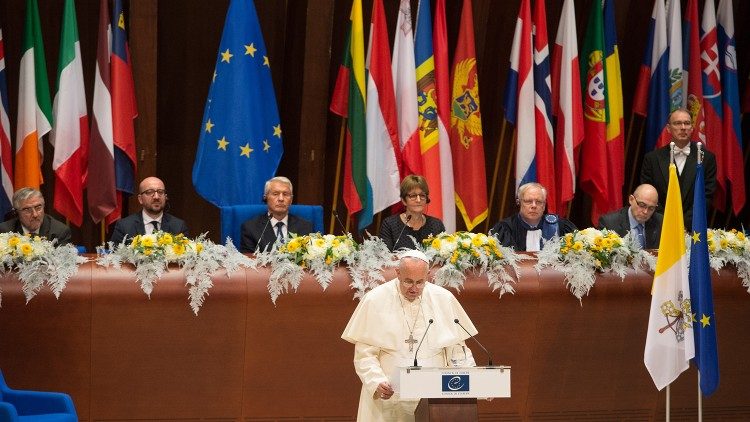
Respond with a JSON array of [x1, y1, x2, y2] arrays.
[[644, 163, 694, 390], [51, 0, 89, 227], [15, 0, 52, 190]]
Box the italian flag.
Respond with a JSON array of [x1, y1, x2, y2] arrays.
[[15, 0, 52, 190], [51, 0, 89, 227]]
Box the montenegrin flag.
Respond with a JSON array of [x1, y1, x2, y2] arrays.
[[15, 0, 52, 190], [51, 0, 89, 227], [644, 163, 694, 391]]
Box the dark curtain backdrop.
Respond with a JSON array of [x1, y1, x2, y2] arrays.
[[0, 0, 747, 249]]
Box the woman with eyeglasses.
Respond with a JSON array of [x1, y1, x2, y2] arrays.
[[379, 175, 445, 251]]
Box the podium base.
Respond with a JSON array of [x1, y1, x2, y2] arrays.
[[414, 398, 478, 421]]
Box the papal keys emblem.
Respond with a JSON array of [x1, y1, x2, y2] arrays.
[[658, 290, 693, 342]]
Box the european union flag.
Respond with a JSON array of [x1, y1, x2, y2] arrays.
[[689, 160, 719, 395], [192, 0, 282, 207]]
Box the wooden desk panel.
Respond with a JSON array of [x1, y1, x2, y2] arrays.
[[0, 260, 748, 421]]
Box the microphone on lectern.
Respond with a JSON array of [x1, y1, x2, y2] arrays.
[[412, 318, 434, 367], [454, 318, 493, 366]]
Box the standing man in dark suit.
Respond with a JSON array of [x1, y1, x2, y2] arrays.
[[240, 176, 313, 253], [0, 188, 71, 245], [110, 177, 189, 244], [598, 184, 663, 249], [641, 108, 716, 231]]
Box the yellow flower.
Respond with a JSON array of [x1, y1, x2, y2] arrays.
[[325, 256, 332, 265], [432, 238, 441, 249], [573, 241, 583, 251], [471, 235, 483, 247], [172, 244, 186, 255], [158, 233, 173, 246], [738, 232, 746, 241], [8, 236, 20, 247], [195, 243, 203, 254], [287, 238, 301, 253], [20, 243, 33, 256], [141, 236, 154, 248]]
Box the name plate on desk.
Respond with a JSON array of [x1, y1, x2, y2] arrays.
[[399, 366, 511, 399]]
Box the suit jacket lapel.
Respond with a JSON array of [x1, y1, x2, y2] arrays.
[[658, 147, 671, 191]]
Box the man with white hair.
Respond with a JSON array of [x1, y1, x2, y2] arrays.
[[490, 182, 576, 252], [239, 176, 313, 253], [342, 250, 477, 421]]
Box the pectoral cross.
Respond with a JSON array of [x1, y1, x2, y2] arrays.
[[405, 334, 418, 352]]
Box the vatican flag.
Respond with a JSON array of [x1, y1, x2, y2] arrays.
[[644, 163, 694, 390]]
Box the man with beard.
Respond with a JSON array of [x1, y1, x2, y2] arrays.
[[110, 177, 189, 244], [0, 188, 71, 245]]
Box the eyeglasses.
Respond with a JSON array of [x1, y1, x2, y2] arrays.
[[406, 193, 427, 201], [18, 204, 44, 215], [633, 197, 658, 212], [521, 199, 546, 206], [139, 189, 166, 197], [669, 120, 692, 127]]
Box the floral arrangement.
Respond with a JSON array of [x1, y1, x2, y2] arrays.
[[536, 228, 655, 301], [707, 229, 750, 292], [96, 232, 253, 314], [0, 233, 85, 307], [422, 231, 521, 297], [255, 233, 360, 303]]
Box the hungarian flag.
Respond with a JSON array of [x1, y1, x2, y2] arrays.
[[364, 0, 399, 216], [602, 0, 625, 219], [433, 0, 456, 232], [330, 0, 367, 230], [51, 0, 89, 227], [0, 29, 14, 219], [644, 163, 694, 390], [701, 0, 726, 211], [579, 0, 609, 225], [632, 0, 669, 152], [107, 0, 138, 225], [450, 0, 487, 230], [391, 0, 420, 178], [15, 0, 52, 190], [551, 0, 583, 215], [717, 0, 745, 215], [87, 0, 117, 223]]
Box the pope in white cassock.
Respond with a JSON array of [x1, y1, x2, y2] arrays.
[[341, 250, 477, 421]]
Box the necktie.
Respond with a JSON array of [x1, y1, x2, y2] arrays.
[[150, 221, 159, 233], [275, 222, 285, 243], [636, 224, 645, 248]]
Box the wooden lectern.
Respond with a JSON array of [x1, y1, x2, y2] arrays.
[[400, 366, 511, 422]]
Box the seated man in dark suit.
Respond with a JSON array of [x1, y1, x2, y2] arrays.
[[490, 182, 576, 252], [110, 177, 189, 244], [0, 188, 71, 245], [598, 184, 663, 249], [240, 176, 314, 253]]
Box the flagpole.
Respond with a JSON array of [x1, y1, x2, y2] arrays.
[[666, 384, 671, 421], [627, 121, 645, 192], [498, 129, 517, 226], [100, 221, 106, 245], [329, 119, 347, 234], [485, 118, 508, 232], [697, 373, 703, 422]]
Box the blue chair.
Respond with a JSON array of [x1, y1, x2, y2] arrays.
[[0, 370, 77, 422], [220, 204, 324, 246]]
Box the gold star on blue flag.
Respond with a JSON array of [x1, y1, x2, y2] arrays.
[[193, 0, 282, 207]]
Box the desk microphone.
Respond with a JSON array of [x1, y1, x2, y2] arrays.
[[412, 318, 434, 367], [254, 214, 272, 254], [393, 214, 412, 250], [454, 318, 493, 366], [332, 210, 349, 236]]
